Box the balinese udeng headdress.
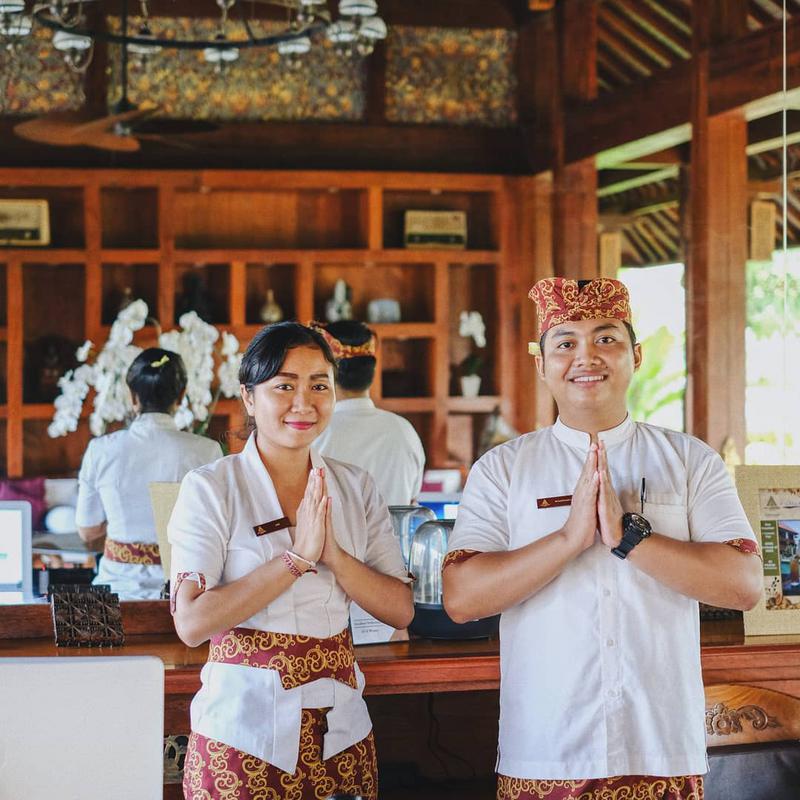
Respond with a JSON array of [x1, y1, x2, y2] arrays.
[[309, 322, 377, 361], [528, 278, 632, 348]]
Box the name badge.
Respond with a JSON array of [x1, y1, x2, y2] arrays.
[[536, 495, 572, 509], [253, 517, 291, 536]]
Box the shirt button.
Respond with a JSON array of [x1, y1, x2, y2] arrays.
[[603, 588, 612, 597], [606, 638, 615, 647], [607, 689, 616, 698]]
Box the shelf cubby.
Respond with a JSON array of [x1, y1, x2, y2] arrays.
[[23, 263, 84, 404], [0, 186, 85, 248], [172, 188, 367, 250], [174, 263, 230, 325], [381, 338, 433, 398], [313, 262, 435, 323], [382, 190, 499, 250], [23, 418, 90, 477], [101, 263, 159, 324], [245, 263, 297, 324], [100, 187, 159, 249], [448, 262, 498, 396]]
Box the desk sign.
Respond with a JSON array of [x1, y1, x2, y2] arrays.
[[0, 199, 50, 246], [737, 466, 800, 636]]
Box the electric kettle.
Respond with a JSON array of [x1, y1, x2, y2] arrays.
[[388, 505, 436, 571], [407, 519, 499, 640]]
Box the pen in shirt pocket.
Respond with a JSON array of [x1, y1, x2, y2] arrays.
[[640, 477, 647, 514]]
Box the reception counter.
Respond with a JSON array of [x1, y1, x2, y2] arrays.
[[3, 603, 800, 797]]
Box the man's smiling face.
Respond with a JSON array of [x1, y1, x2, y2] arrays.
[[535, 317, 642, 426]]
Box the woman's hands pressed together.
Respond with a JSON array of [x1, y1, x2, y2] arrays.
[[293, 467, 331, 565]]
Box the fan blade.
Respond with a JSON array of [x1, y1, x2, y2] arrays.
[[14, 112, 97, 146], [70, 106, 158, 138]]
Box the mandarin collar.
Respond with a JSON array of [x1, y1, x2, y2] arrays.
[[243, 431, 325, 476], [131, 412, 178, 430], [333, 397, 375, 413], [552, 414, 635, 451]]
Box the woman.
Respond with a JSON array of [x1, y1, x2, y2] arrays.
[[76, 347, 223, 599], [169, 321, 414, 800]]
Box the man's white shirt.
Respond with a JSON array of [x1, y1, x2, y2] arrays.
[[449, 415, 756, 780]]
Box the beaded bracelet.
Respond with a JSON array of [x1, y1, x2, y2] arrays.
[[286, 550, 318, 574], [281, 551, 304, 579]]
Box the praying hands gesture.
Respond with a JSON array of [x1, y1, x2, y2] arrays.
[[562, 440, 623, 555]]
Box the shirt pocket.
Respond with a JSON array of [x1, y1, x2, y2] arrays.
[[643, 492, 689, 542]]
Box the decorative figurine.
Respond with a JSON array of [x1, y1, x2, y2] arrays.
[[259, 289, 284, 323], [325, 278, 353, 322]]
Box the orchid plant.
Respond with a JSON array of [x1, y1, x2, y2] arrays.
[[48, 299, 243, 439]]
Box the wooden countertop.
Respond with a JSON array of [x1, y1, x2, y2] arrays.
[[3, 616, 800, 698]]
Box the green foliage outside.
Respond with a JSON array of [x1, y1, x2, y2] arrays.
[[746, 259, 800, 339], [627, 326, 685, 425]]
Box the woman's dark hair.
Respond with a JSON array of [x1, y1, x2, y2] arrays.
[[126, 348, 187, 413], [239, 321, 336, 391], [324, 320, 376, 393], [539, 321, 637, 362]]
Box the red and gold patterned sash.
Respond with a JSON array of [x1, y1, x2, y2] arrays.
[[103, 538, 161, 565], [208, 626, 358, 690], [497, 774, 703, 800], [442, 548, 481, 571]]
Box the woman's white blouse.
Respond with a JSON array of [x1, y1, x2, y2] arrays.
[[168, 432, 409, 772], [75, 413, 222, 599]]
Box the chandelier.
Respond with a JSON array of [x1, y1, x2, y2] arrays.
[[0, 1, 388, 73]]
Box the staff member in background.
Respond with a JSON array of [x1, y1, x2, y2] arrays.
[[311, 320, 425, 506], [170, 321, 414, 800], [75, 348, 222, 600], [443, 278, 763, 800]]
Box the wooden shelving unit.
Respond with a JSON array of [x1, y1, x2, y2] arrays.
[[0, 168, 524, 478]]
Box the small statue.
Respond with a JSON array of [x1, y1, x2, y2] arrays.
[[325, 278, 353, 322], [259, 289, 284, 323]]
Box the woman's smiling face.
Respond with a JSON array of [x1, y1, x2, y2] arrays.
[[240, 345, 335, 453]]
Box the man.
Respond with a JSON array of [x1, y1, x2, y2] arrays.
[[312, 320, 425, 506], [443, 278, 762, 800]]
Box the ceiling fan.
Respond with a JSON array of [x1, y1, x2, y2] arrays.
[[13, 15, 216, 152]]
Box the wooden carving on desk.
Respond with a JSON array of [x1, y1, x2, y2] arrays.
[[50, 585, 125, 647]]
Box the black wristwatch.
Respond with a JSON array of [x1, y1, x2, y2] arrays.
[[611, 512, 652, 559]]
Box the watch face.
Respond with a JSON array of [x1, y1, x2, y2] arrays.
[[623, 512, 652, 538]]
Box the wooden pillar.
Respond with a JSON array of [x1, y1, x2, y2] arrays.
[[685, 1, 748, 453], [553, 0, 599, 280]]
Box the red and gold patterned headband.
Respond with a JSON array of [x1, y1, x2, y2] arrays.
[[309, 322, 376, 361], [528, 278, 632, 338]]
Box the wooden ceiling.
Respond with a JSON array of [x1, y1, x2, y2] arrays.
[[596, 0, 800, 93]]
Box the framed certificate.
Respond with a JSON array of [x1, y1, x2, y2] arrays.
[[737, 466, 800, 635]]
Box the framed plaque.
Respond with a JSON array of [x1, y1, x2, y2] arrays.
[[737, 465, 800, 635], [0, 199, 50, 246]]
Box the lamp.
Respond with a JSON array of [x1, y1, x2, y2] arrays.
[[1, 0, 388, 73]]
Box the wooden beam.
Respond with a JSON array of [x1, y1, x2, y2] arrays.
[[597, 166, 679, 197], [0, 119, 527, 174], [606, 0, 691, 58], [565, 16, 800, 167], [600, 4, 677, 69], [747, 110, 800, 155]]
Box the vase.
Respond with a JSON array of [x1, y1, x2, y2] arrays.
[[460, 374, 481, 398], [259, 289, 284, 323]]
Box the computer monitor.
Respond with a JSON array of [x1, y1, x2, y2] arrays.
[[418, 492, 461, 521], [0, 500, 33, 600]]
